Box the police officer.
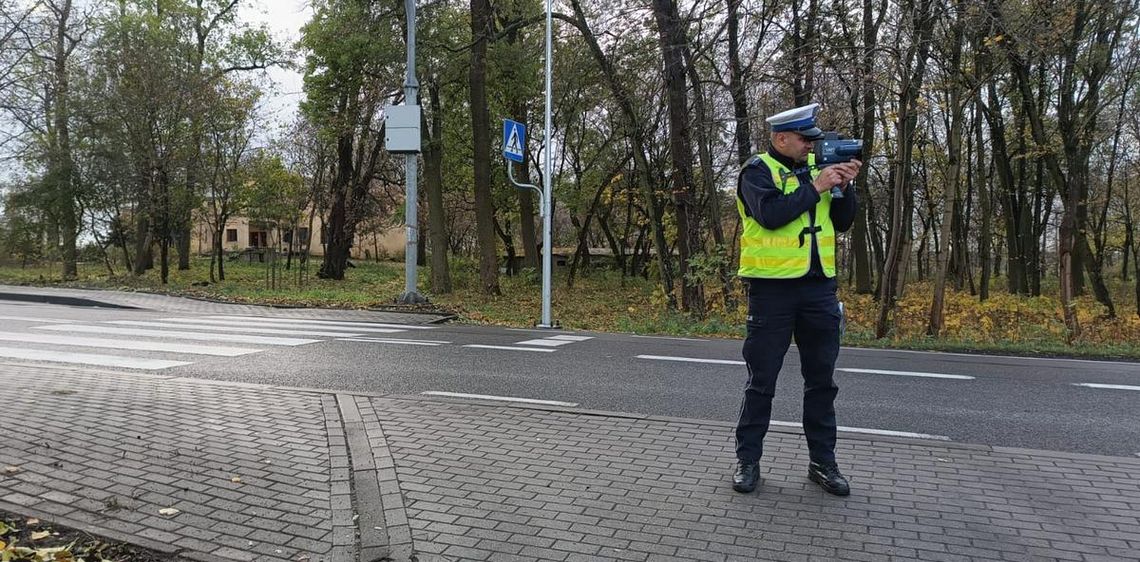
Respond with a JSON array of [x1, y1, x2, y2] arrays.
[[731, 103, 861, 496]]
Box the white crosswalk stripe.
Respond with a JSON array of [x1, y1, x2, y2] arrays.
[[36, 324, 320, 346], [154, 317, 405, 333], [0, 346, 191, 370], [515, 335, 594, 347], [0, 331, 259, 356], [206, 315, 437, 330], [105, 320, 365, 338], [6, 314, 426, 371]]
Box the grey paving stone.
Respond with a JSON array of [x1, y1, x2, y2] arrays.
[[359, 396, 1140, 562], [0, 364, 339, 561], [6, 360, 1140, 562]]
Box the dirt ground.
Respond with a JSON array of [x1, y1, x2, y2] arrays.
[[0, 509, 184, 561]]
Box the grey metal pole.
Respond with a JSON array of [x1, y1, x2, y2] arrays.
[[399, 0, 426, 304], [540, 0, 554, 327]]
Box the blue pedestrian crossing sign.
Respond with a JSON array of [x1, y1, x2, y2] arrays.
[[503, 119, 526, 163]]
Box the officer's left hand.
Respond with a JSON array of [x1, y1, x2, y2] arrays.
[[834, 160, 862, 184]]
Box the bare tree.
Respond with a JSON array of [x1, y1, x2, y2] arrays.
[[876, 0, 940, 338]]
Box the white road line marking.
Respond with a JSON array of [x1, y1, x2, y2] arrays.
[[837, 368, 975, 380], [1073, 383, 1140, 391], [207, 315, 437, 330], [0, 332, 259, 356], [631, 335, 708, 342], [505, 328, 562, 333], [421, 391, 578, 407], [637, 354, 744, 366], [0, 315, 77, 323], [0, 346, 190, 370], [846, 346, 1140, 368], [157, 318, 404, 334], [769, 420, 951, 441], [516, 339, 574, 347], [548, 335, 593, 341], [463, 344, 556, 353], [342, 337, 451, 344], [105, 321, 362, 338], [338, 338, 444, 346], [36, 325, 318, 346]]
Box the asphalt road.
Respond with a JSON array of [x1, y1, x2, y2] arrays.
[[1, 300, 1137, 457]]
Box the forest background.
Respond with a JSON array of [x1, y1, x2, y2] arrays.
[[1, 0, 1138, 359]]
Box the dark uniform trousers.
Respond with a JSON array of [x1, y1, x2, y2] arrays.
[[735, 276, 841, 465]]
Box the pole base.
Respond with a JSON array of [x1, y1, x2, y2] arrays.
[[397, 291, 429, 305], [534, 321, 561, 329]]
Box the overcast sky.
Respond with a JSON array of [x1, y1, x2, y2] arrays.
[[240, 0, 312, 130]]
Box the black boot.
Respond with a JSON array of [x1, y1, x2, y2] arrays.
[[732, 461, 759, 493], [808, 461, 850, 496]]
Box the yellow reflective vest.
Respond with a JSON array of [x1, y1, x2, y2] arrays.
[[736, 153, 836, 279]]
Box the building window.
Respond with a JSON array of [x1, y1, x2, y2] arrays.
[[226, 229, 237, 242], [283, 230, 293, 244], [249, 231, 267, 248]]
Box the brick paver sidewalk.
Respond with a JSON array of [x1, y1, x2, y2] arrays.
[[1, 362, 1138, 562], [0, 284, 449, 324]]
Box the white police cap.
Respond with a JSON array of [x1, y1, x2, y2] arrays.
[[766, 103, 823, 140]]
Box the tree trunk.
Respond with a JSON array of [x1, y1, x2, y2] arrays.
[[209, 229, 219, 283], [853, 0, 886, 295], [651, 0, 703, 315], [876, 0, 936, 339], [726, 0, 751, 163], [680, 32, 730, 308], [789, 0, 819, 104], [134, 213, 153, 275], [51, 0, 78, 281], [424, 80, 451, 294], [318, 132, 354, 280], [493, 216, 517, 276], [505, 25, 539, 272], [469, 0, 500, 295], [928, 10, 965, 337], [975, 97, 991, 301]]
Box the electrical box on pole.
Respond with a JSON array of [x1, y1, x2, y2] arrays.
[[384, 105, 421, 154]]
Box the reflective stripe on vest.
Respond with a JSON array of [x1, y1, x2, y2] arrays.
[[737, 153, 836, 279]]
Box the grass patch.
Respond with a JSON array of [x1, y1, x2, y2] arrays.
[[3, 257, 1139, 360]]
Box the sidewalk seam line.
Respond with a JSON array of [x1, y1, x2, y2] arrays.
[[356, 395, 415, 561]]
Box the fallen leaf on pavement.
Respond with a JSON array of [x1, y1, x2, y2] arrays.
[[158, 508, 180, 517], [3, 466, 19, 474], [30, 530, 51, 540], [231, 476, 242, 484], [26, 518, 39, 525]]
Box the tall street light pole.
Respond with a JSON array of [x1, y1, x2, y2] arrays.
[[398, 0, 426, 304], [539, 0, 554, 327]]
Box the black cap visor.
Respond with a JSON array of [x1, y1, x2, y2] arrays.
[[793, 126, 823, 141]]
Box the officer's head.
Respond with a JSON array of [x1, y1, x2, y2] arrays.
[[767, 103, 824, 163]]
